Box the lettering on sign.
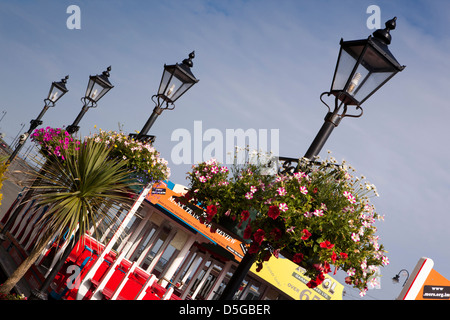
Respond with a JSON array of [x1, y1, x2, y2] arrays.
[[422, 285, 450, 299]]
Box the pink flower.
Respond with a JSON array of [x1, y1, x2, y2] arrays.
[[276, 187, 287, 196], [211, 166, 219, 174], [303, 211, 312, 218], [344, 191, 356, 204], [351, 233, 360, 242], [286, 226, 296, 233], [313, 209, 324, 217], [250, 185, 258, 193], [279, 203, 288, 212], [199, 176, 206, 183], [347, 268, 356, 276], [299, 186, 308, 195], [348, 195, 356, 204], [245, 192, 253, 199]]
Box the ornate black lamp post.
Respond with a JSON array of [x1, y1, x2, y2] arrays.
[[6, 76, 69, 164], [66, 67, 114, 134], [219, 18, 405, 300], [131, 52, 199, 143]]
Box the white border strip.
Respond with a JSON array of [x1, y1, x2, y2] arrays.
[[397, 257, 434, 300]]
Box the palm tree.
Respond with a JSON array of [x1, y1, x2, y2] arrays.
[[0, 136, 135, 295]]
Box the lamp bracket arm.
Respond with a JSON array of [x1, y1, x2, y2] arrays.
[[320, 92, 332, 113], [152, 94, 176, 111], [43, 98, 56, 108], [81, 97, 98, 109], [321, 92, 364, 121]]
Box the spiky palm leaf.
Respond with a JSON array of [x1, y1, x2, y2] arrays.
[[32, 136, 136, 246]]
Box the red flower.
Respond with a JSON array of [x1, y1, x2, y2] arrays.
[[322, 261, 331, 274], [270, 228, 282, 241], [307, 272, 326, 288], [253, 229, 265, 245], [241, 210, 250, 221], [316, 272, 325, 284], [293, 253, 304, 264], [263, 251, 271, 262], [331, 251, 338, 263], [306, 280, 319, 288], [256, 263, 263, 272], [267, 205, 280, 220], [301, 229, 312, 240], [243, 221, 252, 239], [340, 252, 348, 260], [248, 243, 260, 254], [206, 205, 217, 222], [238, 210, 250, 228], [319, 240, 334, 249]]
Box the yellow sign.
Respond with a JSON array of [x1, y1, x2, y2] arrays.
[[250, 256, 344, 300]]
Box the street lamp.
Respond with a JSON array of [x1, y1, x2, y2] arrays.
[[303, 17, 405, 161], [66, 67, 114, 134], [7, 76, 69, 164], [219, 18, 405, 300], [132, 52, 199, 142], [393, 269, 410, 287]]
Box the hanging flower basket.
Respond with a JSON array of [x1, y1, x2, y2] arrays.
[[184, 155, 388, 296], [31, 127, 171, 194]]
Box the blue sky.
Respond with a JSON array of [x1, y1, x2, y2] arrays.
[[1, 0, 450, 300]]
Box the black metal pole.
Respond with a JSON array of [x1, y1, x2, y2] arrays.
[[218, 111, 341, 300], [218, 251, 256, 300], [66, 105, 89, 134], [303, 111, 340, 161], [136, 106, 162, 141], [7, 105, 50, 164]]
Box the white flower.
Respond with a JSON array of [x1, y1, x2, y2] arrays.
[[347, 268, 356, 276]]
